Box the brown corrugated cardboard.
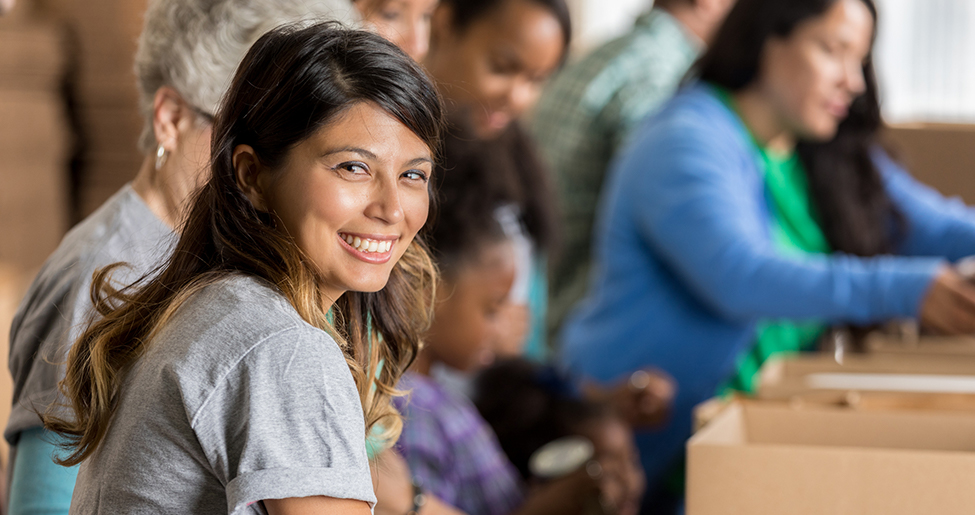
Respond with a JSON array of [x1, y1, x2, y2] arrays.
[[687, 401, 975, 515], [0, 20, 70, 269], [865, 333, 975, 357], [756, 353, 975, 411], [0, 264, 31, 465], [885, 123, 975, 204]]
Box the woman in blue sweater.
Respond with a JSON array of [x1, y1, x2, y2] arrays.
[[560, 0, 975, 511]]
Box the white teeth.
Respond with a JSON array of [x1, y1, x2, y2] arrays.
[[343, 234, 393, 253]]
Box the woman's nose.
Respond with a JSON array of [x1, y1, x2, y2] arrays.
[[507, 77, 537, 118], [405, 25, 429, 62], [366, 178, 405, 225], [845, 59, 867, 95]]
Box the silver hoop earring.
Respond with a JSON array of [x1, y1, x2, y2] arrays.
[[155, 144, 169, 171]]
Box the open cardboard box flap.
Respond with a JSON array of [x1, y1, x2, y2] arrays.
[[757, 353, 975, 405], [865, 333, 975, 357], [687, 401, 975, 515]]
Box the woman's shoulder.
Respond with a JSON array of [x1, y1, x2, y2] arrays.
[[147, 275, 352, 420], [643, 82, 743, 140], [616, 83, 753, 179], [151, 275, 344, 379]]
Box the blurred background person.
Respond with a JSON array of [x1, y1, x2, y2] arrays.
[[530, 0, 736, 338], [355, 0, 438, 61], [4, 1, 358, 513], [560, 0, 975, 512], [424, 0, 570, 359], [475, 358, 647, 515], [395, 130, 604, 515]]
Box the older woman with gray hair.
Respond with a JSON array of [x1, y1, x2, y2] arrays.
[[4, 1, 357, 513]]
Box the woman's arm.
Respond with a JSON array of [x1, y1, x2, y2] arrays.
[[265, 496, 372, 515], [875, 149, 975, 261], [619, 118, 942, 324]]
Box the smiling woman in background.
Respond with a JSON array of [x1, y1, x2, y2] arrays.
[[423, 0, 570, 359], [44, 23, 442, 514], [559, 0, 975, 512]]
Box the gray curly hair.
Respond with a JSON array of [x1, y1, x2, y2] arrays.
[[134, 0, 360, 153]]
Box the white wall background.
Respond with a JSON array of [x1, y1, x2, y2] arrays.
[[570, 0, 975, 123], [566, 0, 651, 52]]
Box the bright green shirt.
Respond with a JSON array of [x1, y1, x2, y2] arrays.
[[714, 87, 830, 393]]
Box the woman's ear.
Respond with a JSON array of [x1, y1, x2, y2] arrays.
[[233, 144, 269, 212], [152, 86, 192, 152]]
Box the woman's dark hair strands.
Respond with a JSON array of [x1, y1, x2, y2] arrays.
[[440, 0, 572, 65]]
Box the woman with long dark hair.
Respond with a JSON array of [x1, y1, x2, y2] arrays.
[[560, 0, 975, 510], [45, 23, 442, 513]]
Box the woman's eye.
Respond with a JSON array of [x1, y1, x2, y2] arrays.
[[337, 162, 368, 175], [402, 170, 428, 182], [489, 58, 518, 75], [380, 9, 401, 21], [818, 39, 839, 56]]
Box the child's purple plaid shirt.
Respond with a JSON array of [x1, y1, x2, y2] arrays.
[[395, 371, 525, 515]]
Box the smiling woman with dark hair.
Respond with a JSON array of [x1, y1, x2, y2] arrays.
[[44, 22, 443, 514], [559, 0, 975, 511]]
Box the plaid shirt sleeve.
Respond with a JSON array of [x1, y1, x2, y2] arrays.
[[395, 389, 458, 505]]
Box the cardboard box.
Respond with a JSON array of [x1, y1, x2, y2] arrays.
[[885, 123, 975, 205], [756, 353, 975, 411], [687, 401, 975, 515], [0, 22, 70, 269], [865, 333, 975, 358]]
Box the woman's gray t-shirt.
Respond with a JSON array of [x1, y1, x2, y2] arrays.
[[69, 275, 376, 514]]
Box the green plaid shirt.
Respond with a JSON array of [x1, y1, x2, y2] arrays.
[[529, 9, 702, 337]]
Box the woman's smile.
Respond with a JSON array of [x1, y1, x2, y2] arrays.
[[339, 232, 399, 263]]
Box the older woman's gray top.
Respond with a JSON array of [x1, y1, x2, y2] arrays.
[[69, 275, 375, 514], [6, 185, 176, 444]]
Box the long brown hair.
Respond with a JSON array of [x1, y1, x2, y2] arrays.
[[45, 22, 444, 466]]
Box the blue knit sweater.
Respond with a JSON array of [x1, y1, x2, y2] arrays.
[[560, 83, 975, 487]]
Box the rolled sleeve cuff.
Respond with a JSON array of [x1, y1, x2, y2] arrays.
[[227, 466, 376, 514]]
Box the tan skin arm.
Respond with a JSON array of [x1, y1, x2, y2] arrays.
[[264, 496, 372, 515]]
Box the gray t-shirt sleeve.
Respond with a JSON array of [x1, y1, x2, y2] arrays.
[[190, 325, 376, 514]]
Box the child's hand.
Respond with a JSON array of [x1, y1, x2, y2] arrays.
[[516, 465, 602, 515], [583, 369, 676, 429], [372, 449, 469, 515]]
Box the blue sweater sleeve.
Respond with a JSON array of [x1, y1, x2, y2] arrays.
[[623, 114, 943, 324], [876, 150, 975, 260]]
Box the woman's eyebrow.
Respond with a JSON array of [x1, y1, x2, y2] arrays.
[[321, 147, 378, 160], [405, 157, 433, 167]]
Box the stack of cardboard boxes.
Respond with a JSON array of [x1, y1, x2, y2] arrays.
[[0, 0, 70, 470], [688, 343, 975, 514], [40, 0, 145, 219], [0, 3, 69, 270]]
